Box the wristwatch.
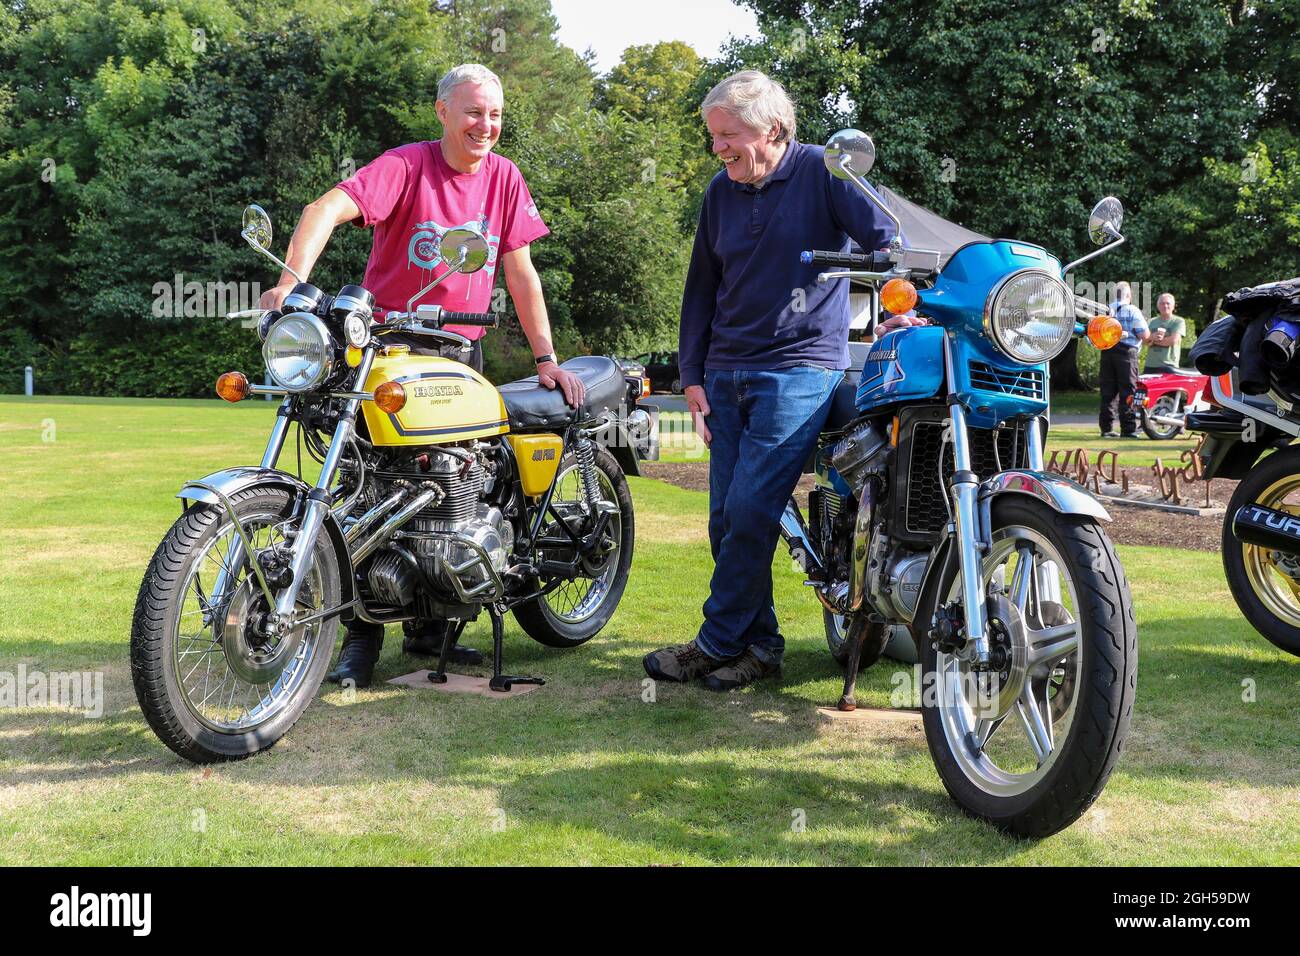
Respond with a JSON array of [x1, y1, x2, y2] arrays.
[[534, 353, 557, 366]]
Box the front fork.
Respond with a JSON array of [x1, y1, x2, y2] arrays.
[[265, 349, 375, 631], [206, 399, 297, 614], [943, 340, 1058, 666]]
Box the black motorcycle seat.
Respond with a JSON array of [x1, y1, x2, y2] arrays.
[[499, 356, 625, 430], [825, 377, 859, 431]]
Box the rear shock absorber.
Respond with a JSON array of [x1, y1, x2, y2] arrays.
[[574, 436, 602, 508]]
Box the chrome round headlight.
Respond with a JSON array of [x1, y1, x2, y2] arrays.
[[262, 313, 333, 391], [984, 270, 1075, 364]]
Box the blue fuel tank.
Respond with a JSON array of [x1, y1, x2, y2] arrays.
[[854, 326, 946, 413]]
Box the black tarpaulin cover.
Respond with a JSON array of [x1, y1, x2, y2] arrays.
[[878, 186, 988, 266], [851, 186, 988, 267]]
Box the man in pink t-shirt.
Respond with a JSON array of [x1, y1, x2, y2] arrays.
[[258, 63, 585, 687]]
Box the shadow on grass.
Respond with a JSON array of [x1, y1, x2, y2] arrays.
[[479, 752, 1019, 864], [4, 614, 1295, 860], [0, 627, 968, 850]]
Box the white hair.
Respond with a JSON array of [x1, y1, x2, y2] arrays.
[[437, 63, 502, 103], [700, 70, 797, 143]]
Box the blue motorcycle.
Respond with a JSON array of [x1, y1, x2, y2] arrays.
[[780, 130, 1137, 836]]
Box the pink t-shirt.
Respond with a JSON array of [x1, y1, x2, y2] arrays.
[[336, 140, 549, 340]]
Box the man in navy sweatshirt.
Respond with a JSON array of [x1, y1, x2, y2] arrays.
[[643, 70, 897, 691]]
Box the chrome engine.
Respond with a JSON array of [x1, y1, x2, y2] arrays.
[[358, 447, 514, 608], [829, 419, 890, 494], [815, 423, 929, 624], [869, 546, 929, 623]]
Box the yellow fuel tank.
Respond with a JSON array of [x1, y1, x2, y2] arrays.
[[361, 349, 509, 446]]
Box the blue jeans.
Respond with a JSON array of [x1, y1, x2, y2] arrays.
[[695, 365, 843, 663]]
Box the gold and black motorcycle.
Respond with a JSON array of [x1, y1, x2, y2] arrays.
[[131, 205, 654, 763]]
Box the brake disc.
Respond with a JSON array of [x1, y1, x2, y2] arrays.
[[975, 594, 1028, 721], [220, 579, 305, 685]]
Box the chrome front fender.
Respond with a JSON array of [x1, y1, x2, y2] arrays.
[[178, 466, 312, 507], [178, 466, 355, 617], [978, 469, 1111, 522]]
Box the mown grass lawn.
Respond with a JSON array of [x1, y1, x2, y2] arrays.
[[0, 395, 1297, 865]]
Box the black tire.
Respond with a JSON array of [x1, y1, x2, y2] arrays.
[[130, 486, 342, 763], [1141, 393, 1184, 440], [514, 445, 635, 648], [1221, 445, 1300, 656], [670, 379, 683, 394], [918, 497, 1137, 837]]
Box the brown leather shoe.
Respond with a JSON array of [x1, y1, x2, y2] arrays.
[[642, 639, 727, 683], [702, 647, 781, 691]]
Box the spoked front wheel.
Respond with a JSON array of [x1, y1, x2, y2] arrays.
[[131, 486, 341, 763], [919, 497, 1136, 837]]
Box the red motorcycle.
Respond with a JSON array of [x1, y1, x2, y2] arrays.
[[1132, 368, 1210, 439]]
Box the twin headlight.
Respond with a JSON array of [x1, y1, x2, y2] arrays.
[[984, 270, 1075, 365], [262, 313, 333, 391]]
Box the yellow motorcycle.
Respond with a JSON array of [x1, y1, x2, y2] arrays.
[[131, 205, 652, 763]]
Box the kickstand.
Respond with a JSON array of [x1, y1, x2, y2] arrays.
[[838, 616, 890, 711], [427, 620, 468, 685], [838, 624, 868, 712], [486, 604, 545, 693]]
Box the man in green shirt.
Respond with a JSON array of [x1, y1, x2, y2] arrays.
[[1144, 292, 1187, 373]]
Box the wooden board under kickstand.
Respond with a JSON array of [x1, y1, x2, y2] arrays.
[[816, 706, 921, 724], [388, 670, 542, 698]]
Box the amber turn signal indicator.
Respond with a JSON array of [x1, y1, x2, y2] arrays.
[[881, 278, 918, 315], [1087, 315, 1123, 350], [373, 380, 407, 413], [215, 371, 249, 403]]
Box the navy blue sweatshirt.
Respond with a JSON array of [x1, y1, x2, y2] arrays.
[[678, 140, 897, 388]]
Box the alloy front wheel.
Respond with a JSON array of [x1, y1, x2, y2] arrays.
[[918, 497, 1136, 836]]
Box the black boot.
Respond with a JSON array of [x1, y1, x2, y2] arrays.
[[402, 619, 483, 666], [326, 625, 383, 688]]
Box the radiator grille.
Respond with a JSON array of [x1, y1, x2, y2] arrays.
[[904, 422, 1026, 536], [969, 362, 1045, 400]]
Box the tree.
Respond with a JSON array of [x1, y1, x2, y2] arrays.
[[727, 0, 1293, 380], [0, 0, 699, 395], [1136, 128, 1300, 328], [598, 41, 712, 214], [450, 0, 594, 127]]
